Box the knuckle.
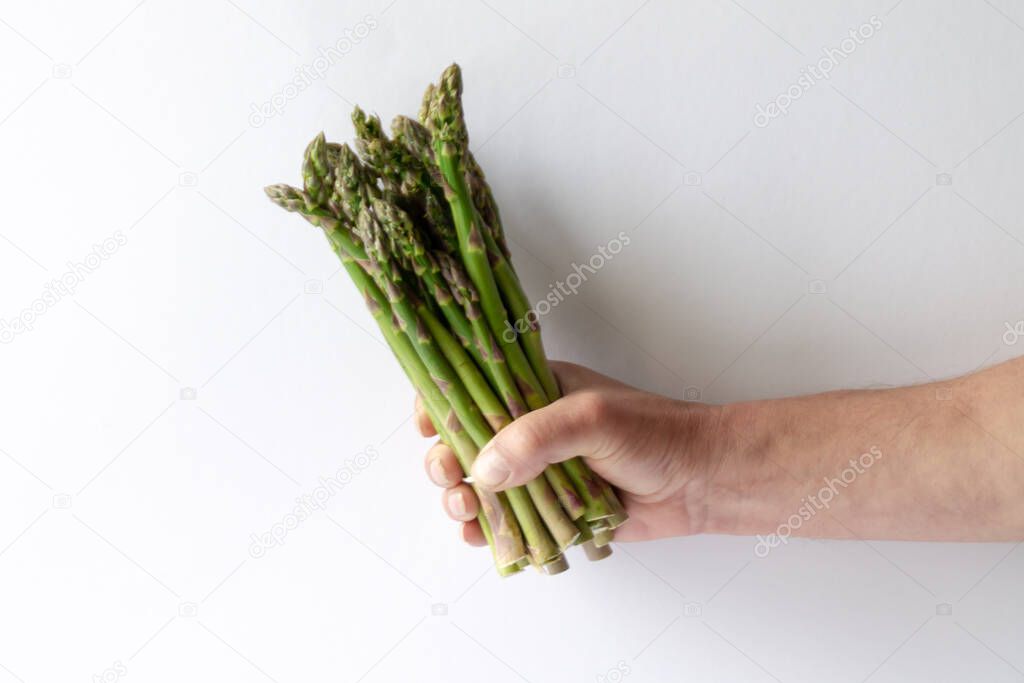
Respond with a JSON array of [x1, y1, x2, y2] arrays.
[[570, 390, 613, 426], [497, 421, 545, 463]]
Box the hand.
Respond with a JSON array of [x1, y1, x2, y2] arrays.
[[416, 361, 725, 545]]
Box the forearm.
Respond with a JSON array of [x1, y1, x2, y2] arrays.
[[705, 357, 1024, 542]]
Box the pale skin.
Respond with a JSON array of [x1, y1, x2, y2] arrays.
[[418, 358, 1024, 547]]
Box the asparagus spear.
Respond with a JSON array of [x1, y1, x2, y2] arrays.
[[347, 258, 527, 569], [424, 65, 551, 413], [356, 207, 562, 564], [268, 181, 552, 573], [334, 143, 379, 224], [301, 132, 334, 210], [434, 251, 527, 418], [360, 204, 507, 431], [373, 196, 528, 418], [349, 127, 585, 546], [264, 182, 529, 570], [464, 150, 512, 262], [267, 64, 629, 569], [392, 111, 599, 525], [412, 78, 593, 535], [295, 142, 573, 563], [392, 111, 561, 402], [391, 330, 527, 572], [374, 196, 484, 371], [363, 205, 578, 550], [290, 132, 619, 529], [424, 66, 625, 527]]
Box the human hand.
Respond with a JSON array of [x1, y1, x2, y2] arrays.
[[416, 361, 725, 545]]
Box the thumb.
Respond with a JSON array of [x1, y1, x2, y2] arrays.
[[469, 391, 611, 491]]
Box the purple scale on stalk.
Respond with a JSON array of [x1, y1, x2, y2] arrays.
[[467, 225, 485, 252], [433, 283, 452, 304], [515, 375, 536, 399], [582, 475, 604, 498], [507, 397, 527, 419], [415, 316, 431, 342], [362, 290, 381, 315], [445, 410, 462, 433]]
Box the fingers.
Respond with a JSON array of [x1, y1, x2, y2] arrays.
[[414, 394, 437, 437], [423, 442, 485, 545], [421, 366, 623, 546], [442, 483, 478, 522], [424, 442, 461, 487], [460, 520, 487, 546], [470, 390, 615, 491]]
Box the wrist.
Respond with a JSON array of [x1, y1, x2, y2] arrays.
[[699, 397, 790, 536]]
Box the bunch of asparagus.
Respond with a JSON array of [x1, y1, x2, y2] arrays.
[[265, 64, 627, 575]]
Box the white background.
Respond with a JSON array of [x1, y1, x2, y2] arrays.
[[1, 1, 1023, 681]]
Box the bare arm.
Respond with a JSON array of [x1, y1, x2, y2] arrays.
[[713, 357, 1024, 543]]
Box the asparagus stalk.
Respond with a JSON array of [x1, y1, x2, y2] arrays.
[[371, 215, 579, 550], [350, 258, 527, 569], [592, 528, 614, 548], [359, 205, 508, 433], [392, 115, 563, 412], [424, 66, 551, 413], [424, 66, 625, 528], [393, 110, 599, 526], [265, 182, 528, 570], [583, 540, 613, 560], [476, 224, 560, 402], [398, 346, 527, 573], [435, 251, 528, 419], [469, 211, 625, 525], [342, 249, 532, 568], [355, 211, 561, 564], [387, 113, 598, 528], [299, 142, 573, 562], [267, 64, 630, 570], [374, 196, 529, 419], [464, 150, 512, 261]]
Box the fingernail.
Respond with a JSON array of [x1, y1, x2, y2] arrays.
[[450, 490, 467, 517], [429, 458, 450, 487], [472, 447, 511, 488]]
